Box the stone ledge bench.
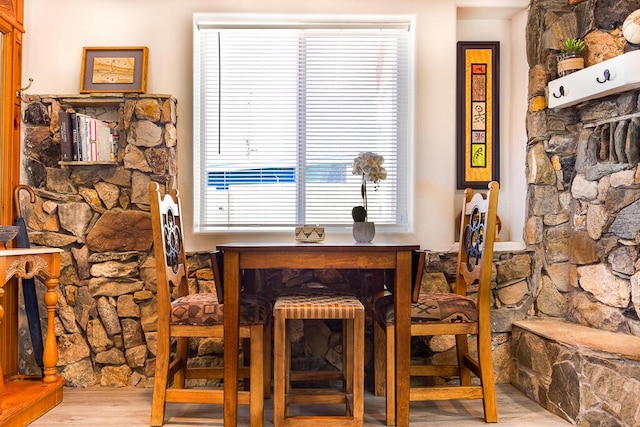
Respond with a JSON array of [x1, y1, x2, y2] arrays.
[[511, 319, 640, 427]]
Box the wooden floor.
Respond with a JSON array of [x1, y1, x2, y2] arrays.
[[29, 384, 569, 426]]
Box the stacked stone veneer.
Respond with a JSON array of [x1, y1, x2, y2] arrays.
[[513, 322, 640, 426], [525, 0, 640, 336], [518, 0, 640, 424], [19, 94, 178, 387]]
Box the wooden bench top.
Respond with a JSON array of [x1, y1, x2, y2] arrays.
[[514, 318, 640, 362]]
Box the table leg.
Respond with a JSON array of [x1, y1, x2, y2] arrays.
[[42, 276, 59, 383], [394, 251, 412, 427], [223, 252, 241, 426]]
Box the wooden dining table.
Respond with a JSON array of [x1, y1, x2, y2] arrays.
[[217, 242, 420, 427]]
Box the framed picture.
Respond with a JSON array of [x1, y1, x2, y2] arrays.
[[80, 47, 148, 93], [456, 41, 500, 189]]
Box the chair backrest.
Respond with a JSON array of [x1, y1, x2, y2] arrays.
[[210, 249, 225, 304], [411, 250, 426, 303], [149, 182, 189, 312], [454, 181, 499, 304]]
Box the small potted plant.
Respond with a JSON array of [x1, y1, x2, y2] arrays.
[[351, 151, 386, 243], [557, 38, 585, 77]]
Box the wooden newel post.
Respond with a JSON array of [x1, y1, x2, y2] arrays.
[[42, 276, 59, 383]]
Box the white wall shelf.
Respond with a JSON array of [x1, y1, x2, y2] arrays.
[[548, 49, 640, 109]]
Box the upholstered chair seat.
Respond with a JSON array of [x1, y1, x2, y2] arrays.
[[170, 293, 271, 326], [374, 292, 478, 325]]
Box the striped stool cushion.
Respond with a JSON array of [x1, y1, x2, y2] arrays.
[[375, 292, 478, 325], [171, 293, 271, 325], [275, 290, 364, 319]]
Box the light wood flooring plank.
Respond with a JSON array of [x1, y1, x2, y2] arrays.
[[29, 384, 569, 426]]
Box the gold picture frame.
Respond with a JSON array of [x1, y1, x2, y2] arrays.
[[456, 41, 500, 189], [80, 47, 148, 93]]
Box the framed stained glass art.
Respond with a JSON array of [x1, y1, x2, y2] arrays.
[[456, 41, 500, 189]]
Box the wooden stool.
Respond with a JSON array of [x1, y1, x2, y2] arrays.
[[273, 290, 365, 427]]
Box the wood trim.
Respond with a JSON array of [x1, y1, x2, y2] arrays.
[[0, 0, 24, 382], [0, 9, 22, 227], [0, 0, 24, 32]]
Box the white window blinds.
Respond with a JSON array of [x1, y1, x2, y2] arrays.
[[194, 16, 412, 231]]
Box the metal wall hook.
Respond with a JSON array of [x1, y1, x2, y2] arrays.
[[552, 85, 565, 98], [596, 69, 611, 83], [16, 78, 34, 102]]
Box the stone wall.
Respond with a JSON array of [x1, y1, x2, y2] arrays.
[[18, 94, 177, 386], [519, 1, 640, 424], [525, 0, 640, 336]]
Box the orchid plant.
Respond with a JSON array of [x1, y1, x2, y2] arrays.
[[351, 151, 387, 222]]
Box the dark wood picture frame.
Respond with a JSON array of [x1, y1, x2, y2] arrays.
[[80, 46, 148, 93], [456, 41, 500, 189]]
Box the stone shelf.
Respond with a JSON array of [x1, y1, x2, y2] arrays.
[[34, 93, 175, 108], [58, 161, 118, 167]]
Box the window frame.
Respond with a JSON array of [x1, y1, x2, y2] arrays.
[[193, 13, 416, 234]]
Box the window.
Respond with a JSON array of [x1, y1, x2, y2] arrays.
[[193, 14, 413, 231]]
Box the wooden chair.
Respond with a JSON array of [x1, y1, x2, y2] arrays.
[[273, 288, 365, 426], [149, 182, 271, 427], [373, 181, 499, 425]]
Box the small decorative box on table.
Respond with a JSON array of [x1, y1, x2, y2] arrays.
[[294, 225, 325, 243]]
